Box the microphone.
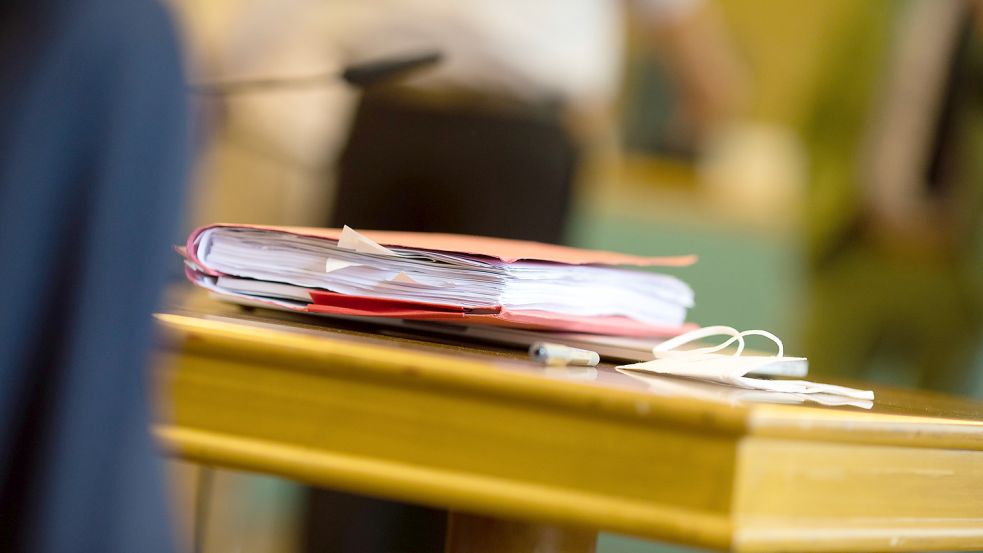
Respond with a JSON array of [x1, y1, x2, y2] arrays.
[[189, 51, 442, 95]]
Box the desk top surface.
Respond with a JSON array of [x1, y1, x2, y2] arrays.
[[157, 293, 983, 451]]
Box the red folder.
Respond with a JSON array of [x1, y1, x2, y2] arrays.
[[183, 225, 698, 337]]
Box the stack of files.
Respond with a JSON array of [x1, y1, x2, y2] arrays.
[[181, 225, 698, 336]]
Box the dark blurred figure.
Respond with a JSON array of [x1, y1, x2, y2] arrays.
[[0, 0, 190, 552], [803, 0, 983, 392], [332, 89, 578, 243]]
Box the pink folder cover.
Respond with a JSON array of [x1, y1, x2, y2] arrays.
[[184, 224, 698, 337]]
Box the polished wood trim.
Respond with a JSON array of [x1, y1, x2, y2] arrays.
[[155, 313, 747, 433], [154, 427, 733, 550], [749, 404, 983, 452], [733, 437, 983, 552]]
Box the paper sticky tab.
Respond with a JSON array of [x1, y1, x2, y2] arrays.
[[337, 225, 396, 256], [325, 258, 361, 273], [391, 271, 419, 284], [385, 271, 455, 289]]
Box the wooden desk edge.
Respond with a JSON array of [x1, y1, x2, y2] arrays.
[[155, 313, 983, 451], [154, 425, 735, 551], [154, 313, 983, 552], [155, 313, 748, 435]]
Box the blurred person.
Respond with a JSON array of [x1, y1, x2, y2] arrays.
[[327, 0, 746, 243], [0, 1, 191, 552], [170, 0, 745, 239], [802, 0, 983, 393]]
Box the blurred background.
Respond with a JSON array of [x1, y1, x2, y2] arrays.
[[159, 0, 983, 551]]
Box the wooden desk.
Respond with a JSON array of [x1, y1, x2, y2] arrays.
[[154, 304, 983, 552]]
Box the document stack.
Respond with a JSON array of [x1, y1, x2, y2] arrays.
[[183, 225, 697, 337]]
